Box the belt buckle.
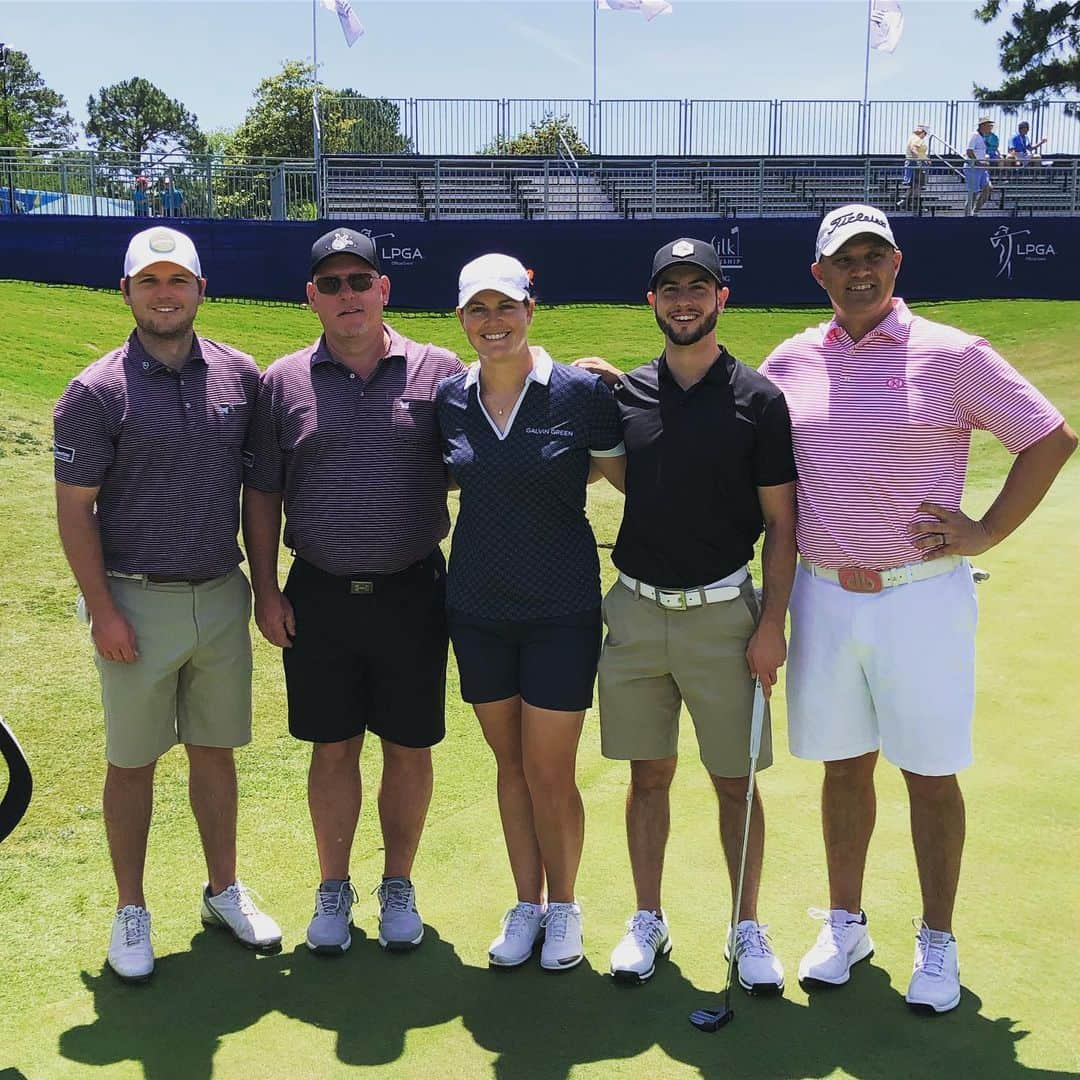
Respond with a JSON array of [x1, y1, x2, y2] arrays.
[[836, 567, 883, 594], [656, 589, 686, 611], [349, 580, 373, 595]]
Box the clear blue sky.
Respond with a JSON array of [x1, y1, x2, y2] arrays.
[[2, 1, 1029, 139]]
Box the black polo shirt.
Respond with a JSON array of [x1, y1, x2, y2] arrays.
[[612, 348, 796, 589]]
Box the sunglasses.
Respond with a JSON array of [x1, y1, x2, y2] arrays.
[[313, 272, 377, 295]]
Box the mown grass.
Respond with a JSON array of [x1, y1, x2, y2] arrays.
[[0, 282, 1077, 1080]]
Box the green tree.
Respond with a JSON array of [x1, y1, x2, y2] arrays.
[[85, 77, 204, 158], [974, 1, 1080, 100], [227, 61, 410, 159], [335, 88, 411, 154], [483, 115, 590, 156], [0, 44, 76, 148]]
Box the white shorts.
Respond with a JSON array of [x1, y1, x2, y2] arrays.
[[786, 560, 977, 776]]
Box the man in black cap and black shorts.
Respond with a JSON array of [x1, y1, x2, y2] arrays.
[[577, 238, 797, 993], [243, 229, 463, 955]]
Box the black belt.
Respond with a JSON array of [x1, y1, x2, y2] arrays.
[[294, 551, 443, 594]]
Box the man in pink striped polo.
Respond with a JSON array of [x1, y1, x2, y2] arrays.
[[760, 204, 1076, 1013]]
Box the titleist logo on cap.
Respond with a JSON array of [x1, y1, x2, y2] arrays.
[[822, 209, 889, 240]]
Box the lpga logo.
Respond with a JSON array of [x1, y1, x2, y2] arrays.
[[989, 224, 1056, 280], [710, 226, 742, 273], [359, 228, 425, 267]]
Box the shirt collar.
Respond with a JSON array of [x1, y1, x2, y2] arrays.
[[464, 345, 554, 388], [656, 347, 734, 387], [311, 326, 400, 370], [824, 298, 911, 345], [127, 329, 205, 374]]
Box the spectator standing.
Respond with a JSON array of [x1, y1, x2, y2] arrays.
[[900, 123, 929, 210], [160, 177, 186, 217], [964, 118, 994, 215], [132, 176, 150, 218]]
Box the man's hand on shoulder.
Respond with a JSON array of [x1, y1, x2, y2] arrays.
[[254, 587, 296, 648], [573, 357, 622, 387]]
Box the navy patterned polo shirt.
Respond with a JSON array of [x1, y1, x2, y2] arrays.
[[436, 348, 624, 620]]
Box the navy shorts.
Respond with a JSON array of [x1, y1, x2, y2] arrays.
[[448, 607, 602, 712], [283, 551, 448, 747]]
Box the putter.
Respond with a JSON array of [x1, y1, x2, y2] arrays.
[[689, 678, 767, 1033], [0, 716, 32, 843]]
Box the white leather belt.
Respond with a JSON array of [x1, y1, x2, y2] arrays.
[[800, 555, 962, 593], [618, 567, 748, 610]]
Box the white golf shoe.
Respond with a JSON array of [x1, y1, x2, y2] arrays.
[[540, 901, 584, 971], [905, 923, 961, 1014], [201, 880, 283, 952], [726, 919, 785, 995], [798, 908, 874, 985], [107, 905, 154, 983], [610, 910, 672, 984], [488, 901, 545, 968]]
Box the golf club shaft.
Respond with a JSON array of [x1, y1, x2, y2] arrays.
[[722, 679, 765, 1004]]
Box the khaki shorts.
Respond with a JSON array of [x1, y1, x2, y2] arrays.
[[94, 569, 253, 768], [597, 577, 772, 778]]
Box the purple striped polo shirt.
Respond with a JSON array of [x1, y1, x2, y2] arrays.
[[53, 331, 260, 577], [760, 299, 1064, 569], [244, 326, 464, 575]]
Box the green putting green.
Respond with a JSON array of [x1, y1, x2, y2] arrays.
[[0, 282, 1076, 1079]]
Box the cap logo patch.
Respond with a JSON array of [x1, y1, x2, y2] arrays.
[[671, 240, 694, 257], [148, 233, 176, 254], [822, 209, 889, 241], [330, 231, 356, 252]]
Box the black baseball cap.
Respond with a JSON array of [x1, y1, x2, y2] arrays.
[[310, 228, 380, 274], [649, 237, 726, 289]]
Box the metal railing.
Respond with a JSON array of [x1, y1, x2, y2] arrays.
[[321, 156, 1080, 220], [4, 147, 1078, 221], [337, 96, 1080, 157], [0, 149, 318, 220]]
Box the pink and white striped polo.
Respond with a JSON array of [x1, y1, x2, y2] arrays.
[[759, 299, 1064, 570]]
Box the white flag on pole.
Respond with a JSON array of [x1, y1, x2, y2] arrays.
[[319, 0, 364, 47], [869, 0, 903, 53], [598, 0, 673, 22]]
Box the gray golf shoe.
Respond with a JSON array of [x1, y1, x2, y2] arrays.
[[306, 879, 356, 954], [377, 877, 424, 951]]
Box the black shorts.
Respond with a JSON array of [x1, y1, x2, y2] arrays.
[[448, 607, 602, 713], [283, 552, 448, 747]]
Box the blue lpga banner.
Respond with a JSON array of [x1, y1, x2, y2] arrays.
[[1, 215, 1075, 306]]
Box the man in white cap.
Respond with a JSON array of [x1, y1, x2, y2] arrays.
[[900, 123, 929, 210], [760, 205, 1076, 1013], [965, 118, 995, 214], [54, 226, 282, 983]]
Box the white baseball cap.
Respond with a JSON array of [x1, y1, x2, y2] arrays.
[[814, 204, 897, 261], [458, 253, 531, 308], [123, 226, 202, 278]]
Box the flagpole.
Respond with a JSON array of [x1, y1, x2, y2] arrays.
[[862, 0, 871, 105], [592, 0, 598, 105], [312, 0, 322, 217]]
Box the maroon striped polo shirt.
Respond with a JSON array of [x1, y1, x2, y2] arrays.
[[244, 326, 464, 574], [53, 331, 260, 577]]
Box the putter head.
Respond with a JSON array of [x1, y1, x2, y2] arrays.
[[689, 1005, 734, 1032]]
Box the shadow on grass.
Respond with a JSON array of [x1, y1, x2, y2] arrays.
[[58, 928, 1077, 1080]]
